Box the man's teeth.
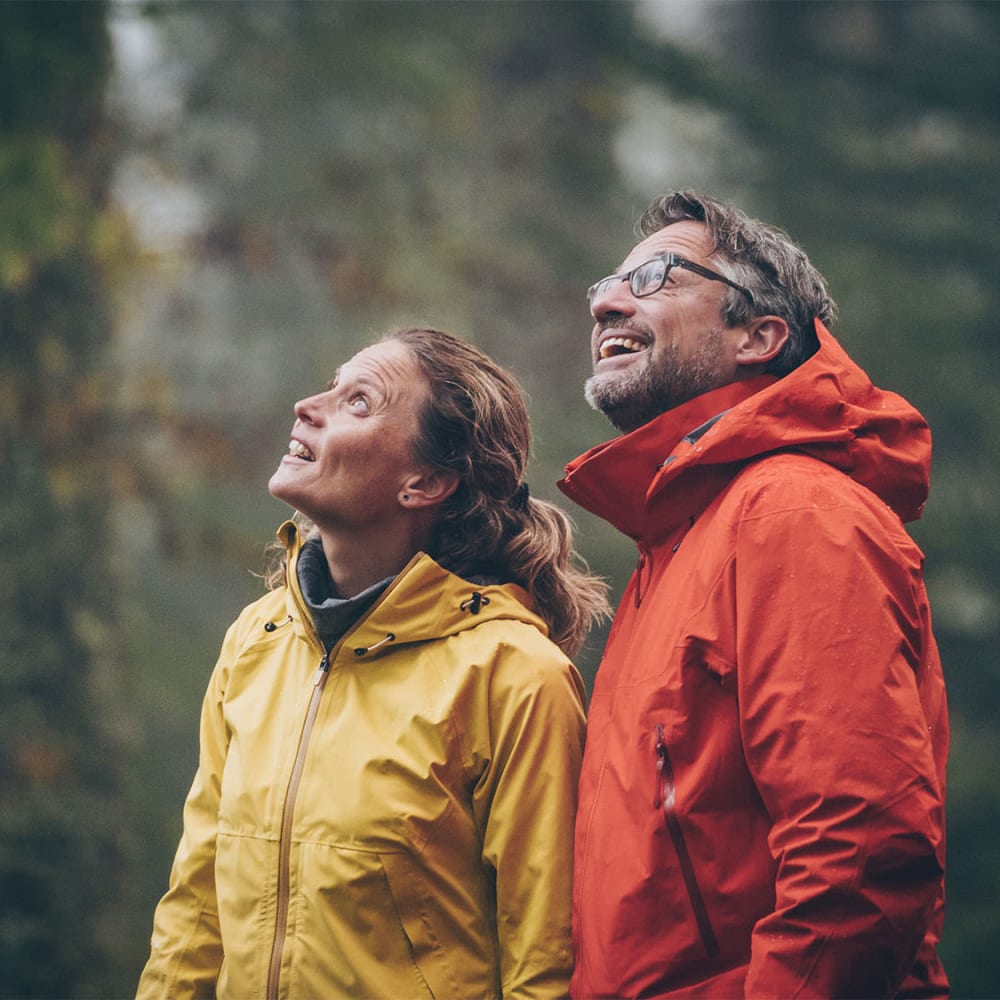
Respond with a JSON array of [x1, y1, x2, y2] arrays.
[[599, 336, 645, 360], [288, 440, 315, 461]]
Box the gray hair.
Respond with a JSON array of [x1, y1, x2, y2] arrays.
[[638, 191, 837, 375]]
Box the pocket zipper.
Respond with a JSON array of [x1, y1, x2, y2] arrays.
[[654, 723, 721, 958]]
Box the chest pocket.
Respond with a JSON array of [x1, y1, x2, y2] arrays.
[[626, 507, 738, 685]]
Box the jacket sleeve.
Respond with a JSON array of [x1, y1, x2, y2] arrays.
[[735, 491, 947, 998], [135, 622, 238, 999], [472, 631, 588, 1000]]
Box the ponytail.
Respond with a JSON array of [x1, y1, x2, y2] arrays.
[[390, 327, 609, 655]]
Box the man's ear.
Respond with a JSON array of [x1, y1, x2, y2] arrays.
[[398, 468, 460, 510], [734, 315, 789, 369]]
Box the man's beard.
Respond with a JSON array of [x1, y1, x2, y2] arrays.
[[585, 325, 729, 433]]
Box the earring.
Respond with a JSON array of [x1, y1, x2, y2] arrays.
[[401, 493, 410, 502]]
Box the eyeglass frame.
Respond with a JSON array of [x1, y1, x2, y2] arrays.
[[587, 252, 756, 309]]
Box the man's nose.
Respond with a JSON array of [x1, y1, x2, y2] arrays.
[[589, 277, 636, 321]]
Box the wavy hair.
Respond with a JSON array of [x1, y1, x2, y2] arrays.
[[267, 327, 609, 656], [637, 191, 837, 376]]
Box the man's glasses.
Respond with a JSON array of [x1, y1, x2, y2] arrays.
[[587, 253, 755, 309]]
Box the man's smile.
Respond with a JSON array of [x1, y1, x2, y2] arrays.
[[598, 334, 647, 361]]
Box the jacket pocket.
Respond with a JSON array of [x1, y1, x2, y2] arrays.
[[380, 850, 499, 1000], [653, 723, 720, 958]]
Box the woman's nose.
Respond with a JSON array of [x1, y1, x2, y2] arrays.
[[293, 392, 324, 423]]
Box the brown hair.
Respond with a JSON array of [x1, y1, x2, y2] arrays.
[[268, 327, 609, 656], [638, 191, 837, 376]]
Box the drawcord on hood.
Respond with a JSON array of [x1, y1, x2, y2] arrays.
[[352, 588, 494, 656], [461, 592, 491, 614], [353, 633, 395, 657]]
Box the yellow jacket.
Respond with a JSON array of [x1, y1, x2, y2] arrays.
[[137, 522, 586, 999]]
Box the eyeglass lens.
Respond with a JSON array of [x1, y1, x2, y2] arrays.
[[589, 259, 670, 305], [631, 259, 668, 297]]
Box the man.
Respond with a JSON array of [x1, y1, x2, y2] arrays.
[[559, 191, 948, 998]]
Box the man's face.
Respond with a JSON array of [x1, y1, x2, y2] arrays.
[[585, 221, 741, 433]]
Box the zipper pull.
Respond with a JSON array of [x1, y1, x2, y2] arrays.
[[312, 655, 330, 687], [635, 547, 653, 608], [653, 723, 666, 807]]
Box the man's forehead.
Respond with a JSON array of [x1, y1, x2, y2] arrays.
[[620, 219, 714, 269]]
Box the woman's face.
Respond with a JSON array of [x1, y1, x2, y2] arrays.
[[268, 339, 431, 534]]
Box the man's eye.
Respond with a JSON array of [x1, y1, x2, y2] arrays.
[[348, 394, 369, 413]]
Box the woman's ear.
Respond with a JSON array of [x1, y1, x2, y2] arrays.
[[398, 468, 460, 510], [734, 315, 789, 369]]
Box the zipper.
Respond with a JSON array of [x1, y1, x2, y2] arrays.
[[262, 531, 411, 996], [654, 723, 720, 958], [265, 653, 331, 1000], [634, 546, 651, 608]]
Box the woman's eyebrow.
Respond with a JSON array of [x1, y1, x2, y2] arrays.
[[325, 368, 388, 395]]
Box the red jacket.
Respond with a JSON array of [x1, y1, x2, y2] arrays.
[[559, 323, 948, 999]]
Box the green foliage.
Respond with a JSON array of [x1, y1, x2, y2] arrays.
[[0, 1, 110, 134], [0, 2, 141, 996]]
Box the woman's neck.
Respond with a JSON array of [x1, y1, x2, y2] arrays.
[[315, 523, 428, 598]]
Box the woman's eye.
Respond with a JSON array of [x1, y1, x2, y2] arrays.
[[348, 394, 369, 413]]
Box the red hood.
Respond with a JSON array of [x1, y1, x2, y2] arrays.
[[559, 321, 932, 542]]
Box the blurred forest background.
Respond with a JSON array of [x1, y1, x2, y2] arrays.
[[1, 0, 997, 996]]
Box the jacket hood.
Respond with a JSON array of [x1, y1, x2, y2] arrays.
[[559, 321, 932, 541], [276, 520, 546, 656]]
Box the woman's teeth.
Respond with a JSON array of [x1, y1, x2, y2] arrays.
[[288, 440, 315, 461]]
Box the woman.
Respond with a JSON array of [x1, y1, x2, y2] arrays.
[[137, 327, 608, 1000]]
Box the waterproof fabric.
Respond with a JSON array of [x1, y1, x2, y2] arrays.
[[559, 322, 948, 999], [137, 521, 587, 1000]]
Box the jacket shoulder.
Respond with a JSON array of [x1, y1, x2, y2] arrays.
[[464, 615, 581, 676], [442, 616, 586, 709], [731, 452, 906, 521], [723, 453, 924, 570]]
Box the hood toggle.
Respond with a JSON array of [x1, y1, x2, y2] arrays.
[[460, 592, 491, 615], [353, 632, 395, 657]]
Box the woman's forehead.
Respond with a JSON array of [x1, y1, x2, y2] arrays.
[[338, 339, 422, 383]]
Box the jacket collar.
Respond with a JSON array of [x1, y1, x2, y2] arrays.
[[559, 378, 771, 541], [559, 321, 932, 543], [277, 520, 546, 657]]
